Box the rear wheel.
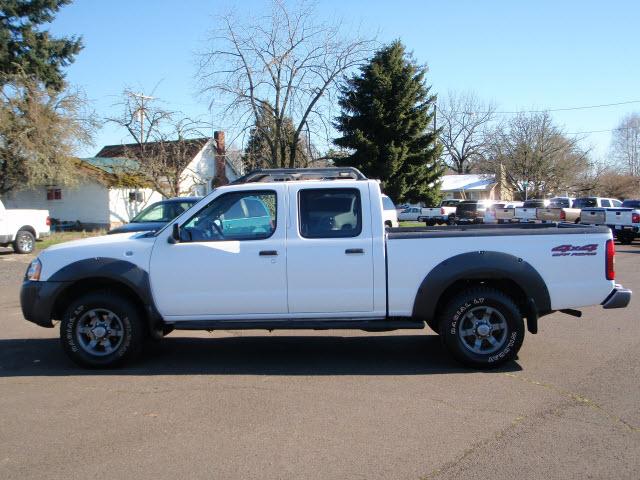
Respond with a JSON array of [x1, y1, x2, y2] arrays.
[[618, 233, 633, 245], [13, 230, 35, 254], [60, 291, 147, 368], [438, 287, 524, 368]]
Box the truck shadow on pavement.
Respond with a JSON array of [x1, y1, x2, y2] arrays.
[[0, 334, 522, 377]]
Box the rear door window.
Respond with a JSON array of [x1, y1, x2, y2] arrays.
[[299, 188, 362, 238], [601, 199, 611, 208]]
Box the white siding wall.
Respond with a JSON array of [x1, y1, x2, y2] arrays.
[[108, 188, 163, 227], [3, 181, 110, 226], [179, 141, 239, 196]]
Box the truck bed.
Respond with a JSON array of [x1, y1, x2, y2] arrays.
[[387, 222, 609, 239]]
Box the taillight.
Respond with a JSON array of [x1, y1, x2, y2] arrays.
[[606, 239, 615, 281], [440, 207, 445, 215], [559, 210, 566, 220], [632, 212, 640, 224], [46, 216, 51, 226]]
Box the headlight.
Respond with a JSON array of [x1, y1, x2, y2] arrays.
[[26, 258, 42, 281]]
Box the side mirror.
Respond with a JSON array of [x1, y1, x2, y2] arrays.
[[168, 223, 180, 244]]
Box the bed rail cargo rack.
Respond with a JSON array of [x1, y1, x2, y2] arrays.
[[231, 167, 367, 184]]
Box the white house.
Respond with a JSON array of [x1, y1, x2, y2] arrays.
[[439, 174, 512, 201], [2, 132, 239, 229]]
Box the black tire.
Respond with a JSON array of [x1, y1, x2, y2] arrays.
[[438, 287, 524, 368], [60, 291, 147, 368], [384, 221, 392, 228], [618, 234, 633, 245], [447, 216, 456, 225], [13, 230, 35, 254]]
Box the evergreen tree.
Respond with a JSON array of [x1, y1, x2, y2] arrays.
[[334, 40, 442, 204], [0, 0, 82, 90]]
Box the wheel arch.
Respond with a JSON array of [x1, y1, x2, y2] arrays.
[[16, 225, 36, 237], [412, 251, 551, 330], [49, 258, 163, 331]]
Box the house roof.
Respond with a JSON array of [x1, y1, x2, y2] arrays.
[[95, 138, 210, 164], [440, 174, 496, 192], [82, 157, 140, 174]]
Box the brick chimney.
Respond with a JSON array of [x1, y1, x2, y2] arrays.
[[212, 131, 229, 187]]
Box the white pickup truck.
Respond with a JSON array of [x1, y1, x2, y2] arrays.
[[418, 199, 461, 226], [581, 199, 640, 244], [20, 168, 631, 369], [0, 199, 50, 254]]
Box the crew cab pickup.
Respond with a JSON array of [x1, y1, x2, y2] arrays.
[[560, 197, 622, 224], [418, 199, 461, 225], [536, 197, 577, 223], [581, 199, 640, 244], [514, 199, 549, 222], [0, 199, 50, 254], [20, 168, 631, 369]]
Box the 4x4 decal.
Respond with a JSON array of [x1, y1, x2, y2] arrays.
[[551, 244, 598, 257]]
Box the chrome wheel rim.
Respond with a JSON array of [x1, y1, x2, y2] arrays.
[[458, 306, 508, 355], [76, 308, 125, 356], [18, 235, 33, 252]]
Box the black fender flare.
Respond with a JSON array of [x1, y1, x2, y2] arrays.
[[48, 258, 162, 327], [411, 251, 551, 328]]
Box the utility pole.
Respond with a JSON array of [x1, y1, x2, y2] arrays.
[[127, 92, 155, 145]]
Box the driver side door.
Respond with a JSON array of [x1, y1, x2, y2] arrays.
[[149, 186, 288, 320]]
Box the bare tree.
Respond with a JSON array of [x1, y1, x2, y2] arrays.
[[197, 0, 374, 168], [106, 90, 211, 197], [437, 91, 496, 174], [611, 113, 640, 176], [480, 112, 595, 199]]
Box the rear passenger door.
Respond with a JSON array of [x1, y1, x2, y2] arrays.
[[286, 184, 374, 314]]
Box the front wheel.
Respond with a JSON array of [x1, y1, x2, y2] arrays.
[[60, 291, 147, 368], [13, 230, 35, 254], [439, 287, 524, 368]]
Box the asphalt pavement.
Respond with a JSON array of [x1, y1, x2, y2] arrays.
[[0, 245, 638, 479]]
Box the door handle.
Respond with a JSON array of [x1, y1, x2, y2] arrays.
[[259, 250, 278, 256], [345, 248, 364, 254]]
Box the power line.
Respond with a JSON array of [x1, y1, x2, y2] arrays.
[[567, 126, 639, 135], [455, 99, 640, 115]]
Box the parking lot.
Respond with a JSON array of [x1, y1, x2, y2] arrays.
[[0, 245, 639, 480]]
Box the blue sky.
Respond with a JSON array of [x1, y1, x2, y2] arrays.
[[50, 0, 640, 158]]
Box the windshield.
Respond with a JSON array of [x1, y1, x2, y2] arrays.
[[381, 196, 396, 210], [131, 201, 196, 223]]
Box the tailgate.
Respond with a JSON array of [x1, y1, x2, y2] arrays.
[[536, 208, 561, 221], [515, 207, 537, 220], [495, 208, 515, 220], [581, 208, 606, 225], [605, 208, 632, 226]]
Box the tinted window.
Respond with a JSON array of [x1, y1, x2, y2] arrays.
[[612, 200, 622, 207], [382, 196, 395, 210], [573, 198, 597, 208], [622, 200, 640, 208], [181, 191, 276, 242], [523, 200, 544, 208], [601, 199, 611, 208], [441, 200, 459, 207], [549, 198, 570, 208], [299, 188, 362, 238]]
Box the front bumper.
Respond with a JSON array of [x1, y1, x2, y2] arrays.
[[20, 280, 71, 328], [601, 284, 632, 309]]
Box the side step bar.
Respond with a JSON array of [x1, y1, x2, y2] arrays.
[[169, 319, 426, 332]]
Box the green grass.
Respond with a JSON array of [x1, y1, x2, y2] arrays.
[[38, 230, 106, 251], [399, 221, 425, 227]]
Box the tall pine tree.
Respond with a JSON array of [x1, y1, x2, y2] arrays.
[[334, 40, 442, 204], [0, 0, 82, 90]]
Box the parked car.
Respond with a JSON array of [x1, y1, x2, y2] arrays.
[[455, 199, 496, 224], [536, 197, 577, 223], [21, 167, 631, 369], [0, 199, 50, 254], [108, 197, 201, 235], [514, 199, 550, 223], [397, 206, 424, 222], [493, 201, 524, 223], [560, 197, 622, 225], [381, 194, 399, 228], [418, 199, 461, 225], [581, 199, 640, 244]]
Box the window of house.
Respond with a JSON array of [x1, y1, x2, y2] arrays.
[[46, 188, 62, 200], [181, 190, 276, 242], [299, 188, 362, 239], [129, 191, 144, 203]]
